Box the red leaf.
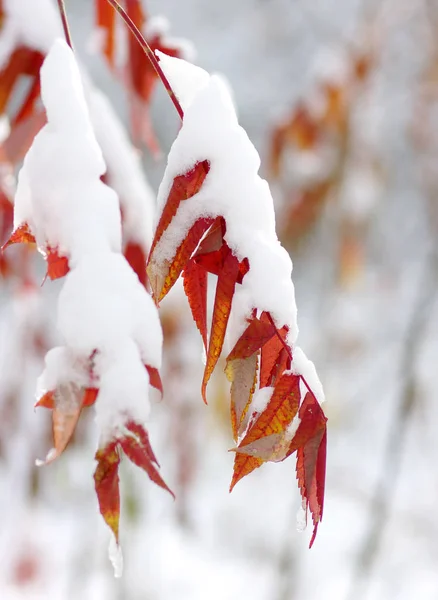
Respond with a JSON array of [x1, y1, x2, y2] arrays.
[[226, 353, 258, 441], [183, 258, 208, 353], [145, 365, 163, 396], [95, 0, 117, 66], [287, 393, 327, 547], [230, 374, 301, 489], [46, 248, 69, 280], [201, 247, 241, 403], [120, 421, 174, 498], [227, 314, 277, 362], [2, 223, 36, 250], [124, 241, 147, 287], [259, 320, 290, 388], [83, 387, 99, 407], [149, 216, 213, 304], [149, 161, 210, 258], [94, 441, 120, 541]]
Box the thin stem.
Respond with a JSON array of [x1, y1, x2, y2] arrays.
[[56, 0, 74, 50], [104, 0, 184, 121]]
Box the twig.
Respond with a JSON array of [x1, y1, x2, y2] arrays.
[[56, 0, 74, 50], [104, 0, 184, 120]]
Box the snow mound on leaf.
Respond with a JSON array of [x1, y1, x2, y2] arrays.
[[155, 53, 299, 344], [17, 39, 163, 439], [0, 0, 61, 69], [14, 39, 122, 267]]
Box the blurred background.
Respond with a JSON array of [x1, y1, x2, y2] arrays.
[[1, 0, 438, 598]]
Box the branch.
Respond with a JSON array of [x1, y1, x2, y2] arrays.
[[56, 0, 74, 50], [104, 0, 184, 121]]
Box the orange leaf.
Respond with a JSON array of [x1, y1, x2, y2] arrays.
[[230, 374, 300, 490], [95, 0, 117, 67], [183, 258, 208, 353], [259, 321, 290, 388], [119, 421, 174, 498], [12, 75, 41, 126], [94, 441, 121, 541], [194, 216, 225, 256], [2, 223, 36, 250], [35, 390, 55, 409], [229, 454, 264, 492], [0, 47, 44, 116], [36, 387, 98, 410], [149, 161, 210, 259], [149, 216, 213, 304], [285, 392, 327, 547], [201, 247, 241, 403], [145, 365, 163, 396], [226, 353, 258, 441], [227, 314, 276, 361], [238, 373, 300, 450], [83, 387, 99, 407], [41, 383, 85, 464], [2, 111, 46, 164], [124, 241, 147, 287], [46, 248, 69, 280]]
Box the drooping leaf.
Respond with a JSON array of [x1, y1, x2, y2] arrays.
[[259, 320, 290, 388], [227, 314, 277, 362], [183, 258, 208, 353], [119, 421, 174, 498], [287, 392, 327, 547], [201, 247, 241, 403], [149, 161, 210, 258], [229, 454, 264, 492], [124, 241, 147, 287], [2, 223, 36, 250], [41, 383, 85, 464], [145, 365, 163, 397], [225, 352, 258, 440], [230, 374, 300, 489], [45, 248, 69, 280], [94, 441, 121, 541], [95, 0, 117, 66], [151, 216, 213, 304]]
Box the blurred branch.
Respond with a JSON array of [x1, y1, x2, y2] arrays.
[[346, 206, 438, 600]]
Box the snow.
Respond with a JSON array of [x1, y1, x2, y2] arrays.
[[291, 346, 325, 404], [154, 54, 299, 345], [15, 39, 162, 452], [146, 16, 196, 63], [14, 40, 122, 267], [0, 0, 61, 69], [86, 83, 156, 251], [250, 387, 274, 416]]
